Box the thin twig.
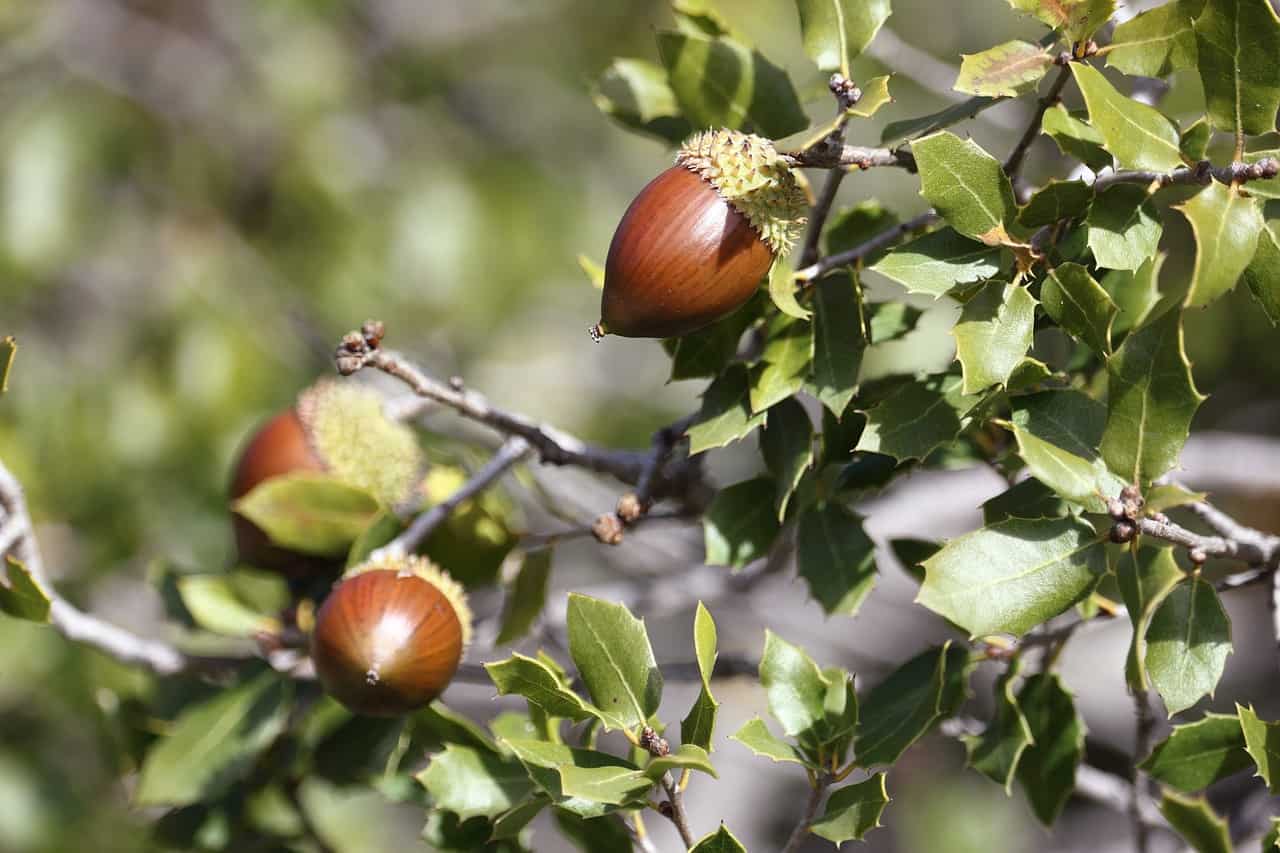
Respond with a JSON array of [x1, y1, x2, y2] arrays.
[[781, 772, 831, 853], [1134, 515, 1278, 568], [1094, 158, 1279, 193], [661, 772, 695, 849], [1132, 690, 1156, 853], [1003, 64, 1072, 181], [784, 144, 917, 172], [796, 211, 940, 282]]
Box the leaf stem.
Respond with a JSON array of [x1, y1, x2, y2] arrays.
[[781, 772, 832, 853]]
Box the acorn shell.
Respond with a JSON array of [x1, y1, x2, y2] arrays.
[[310, 567, 466, 716]]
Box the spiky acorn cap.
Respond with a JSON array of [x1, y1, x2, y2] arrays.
[[675, 129, 807, 256], [343, 553, 473, 647]]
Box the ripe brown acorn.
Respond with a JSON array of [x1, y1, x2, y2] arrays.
[[592, 129, 807, 340], [310, 555, 472, 716]]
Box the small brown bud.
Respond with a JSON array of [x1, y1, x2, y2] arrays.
[[361, 320, 385, 348], [335, 354, 365, 376], [1189, 548, 1208, 565], [1120, 484, 1142, 503], [1106, 497, 1127, 520], [1110, 519, 1137, 544], [616, 493, 645, 523], [640, 726, 670, 756], [658, 801, 674, 819], [592, 513, 625, 546]]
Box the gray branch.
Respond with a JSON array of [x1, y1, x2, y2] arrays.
[[1094, 158, 1279, 193]]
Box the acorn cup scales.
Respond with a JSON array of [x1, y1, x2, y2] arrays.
[[593, 129, 807, 340]]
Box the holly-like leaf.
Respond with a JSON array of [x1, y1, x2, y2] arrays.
[[1243, 220, 1280, 325], [964, 665, 1034, 792], [855, 643, 968, 767], [1182, 117, 1214, 161], [808, 271, 866, 415], [856, 373, 977, 461], [1100, 308, 1205, 485], [869, 228, 1003, 297], [752, 316, 813, 413], [704, 478, 782, 569], [668, 297, 760, 381], [566, 595, 662, 731], [918, 516, 1106, 638], [1018, 180, 1093, 228], [847, 75, 893, 118], [1107, 0, 1201, 78], [794, 0, 891, 73], [882, 95, 999, 145], [417, 745, 535, 819], [809, 773, 890, 844], [953, 281, 1037, 394], [797, 502, 878, 616], [1178, 182, 1265, 308], [982, 477, 1070, 524], [1041, 104, 1112, 171], [1042, 263, 1117, 354], [496, 549, 553, 645], [731, 716, 810, 765], [233, 473, 381, 556], [691, 825, 747, 853], [504, 739, 651, 813], [1140, 712, 1251, 792], [1238, 704, 1280, 794], [1146, 483, 1209, 513], [1101, 254, 1163, 337], [485, 654, 597, 723], [1009, 389, 1124, 511], [656, 30, 808, 138], [645, 743, 718, 779], [1116, 546, 1186, 692], [1159, 790, 1232, 853], [1071, 63, 1183, 170], [1009, 0, 1115, 39], [682, 603, 720, 751], [1146, 577, 1232, 716], [913, 132, 1018, 245], [552, 808, 632, 851], [0, 557, 50, 623], [1017, 673, 1085, 826], [761, 398, 814, 520], [591, 58, 693, 144], [1194, 0, 1280, 137], [687, 364, 767, 455], [760, 631, 831, 739], [955, 40, 1055, 97], [1088, 183, 1163, 272]]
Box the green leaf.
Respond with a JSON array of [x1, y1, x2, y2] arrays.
[[1140, 712, 1250, 792], [760, 631, 830, 739], [656, 30, 808, 138], [869, 228, 1003, 297], [1117, 546, 1186, 692], [0, 336, 14, 394], [767, 256, 810, 322], [591, 59, 693, 145], [1101, 254, 1163, 337], [1179, 182, 1265, 308], [847, 75, 893, 118], [417, 745, 535, 819], [1146, 483, 1209, 513], [1071, 63, 1183, 170], [1146, 577, 1232, 716], [1016, 673, 1085, 826], [761, 398, 814, 520], [558, 765, 653, 805], [1041, 104, 1112, 172], [1087, 183, 1163, 272], [1243, 220, 1280, 325], [1042, 262, 1117, 354], [1009, 0, 1116, 39], [1182, 117, 1214, 161], [687, 364, 767, 455], [491, 796, 546, 841], [1018, 180, 1093, 228], [504, 740, 649, 815], [890, 538, 940, 583], [1107, 0, 1202, 77], [1100, 308, 1205, 485], [953, 281, 1037, 394], [691, 825, 747, 853], [810, 773, 890, 844], [797, 502, 878, 616], [825, 200, 899, 263], [704, 478, 782, 569], [731, 716, 811, 765], [794, 0, 891, 73], [856, 373, 977, 461], [692, 601, 717, 688], [913, 132, 1018, 244], [1194, 0, 1280, 137], [1266, 819, 1280, 850], [981, 477, 1071, 524], [918, 516, 1106, 637], [175, 574, 279, 638], [1011, 388, 1123, 513], [0, 557, 50, 623], [964, 665, 1034, 792], [135, 673, 291, 806], [682, 603, 720, 751], [496, 549, 553, 645], [1159, 790, 1232, 853], [882, 95, 1003, 145], [856, 643, 968, 767], [668, 297, 760, 381], [485, 654, 597, 723], [1238, 704, 1280, 794], [868, 302, 923, 343], [233, 473, 381, 556], [808, 271, 866, 415], [955, 40, 1054, 97], [751, 316, 813, 413], [645, 743, 718, 779], [566, 594, 662, 731]]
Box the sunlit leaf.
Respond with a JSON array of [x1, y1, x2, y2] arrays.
[[566, 594, 662, 730], [809, 773, 890, 844], [1146, 577, 1232, 716], [955, 40, 1054, 97], [1116, 546, 1186, 692], [1071, 63, 1182, 170], [1140, 712, 1250, 792], [953, 281, 1036, 394], [1107, 1, 1201, 78], [869, 228, 1003, 297], [794, 0, 891, 73], [1178, 182, 1265, 308], [912, 132, 1018, 244]]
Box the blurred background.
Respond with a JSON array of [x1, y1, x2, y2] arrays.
[[1, 1, 1278, 851]]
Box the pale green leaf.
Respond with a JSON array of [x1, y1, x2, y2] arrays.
[[592, 59, 693, 144], [0, 336, 13, 394], [566, 594, 662, 730], [232, 473, 381, 556], [868, 302, 923, 343], [953, 281, 1037, 394], [1010, 389, 1125, 511], [1101, 254, 1163, 337], [1159, 790, 1232, 853], [955, 40, 1054, 97], [0, 557, 50, 623], [1117, 546, 1186, 692], [1071, 63, 1183, 170], [1179, 182, 1265, 308], [485, 653, 597, 723], [767, 256, 809, 321], [682, 603, 720, 751], [496, 549, 553, 645], [1107, 0, 1202, 77], [417, 745, 535, 819], [176, 574, 278, 638], [645, 743, 718, 779], [847, 75, 893, 118], [912, 132, 1018, 244], [1009, 0, 1116, 39], [760, 631, 830, 738], [1041, 104, 1112, 171], [868, 228, 1003, 297], [1146, 577, 1232, 716], [731, 716, 810, 765], [1238, 703, 1280, 794]]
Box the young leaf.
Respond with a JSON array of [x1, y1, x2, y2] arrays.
[[794, 0, 891, 73], [1100, 308, 1205, 485], [808, 271, 866, 415], [1116, 546, 1186, 692], [731, 717, 811, 765], [417, 745, 535, 819], [1194, 0, 1280, 137], [232, 473, 381, 556], [1041, 262, 1117, 354], [1018, 180, 1093, 228], [809, 773, 890, 844], [0, 557, 51, 623], [1071, 63, 1183, 170], [175, 575, 279, 639], [760, 398, 814, 520], [1087, 184, 1163, 272], [1140, 712, 1251, 792], [1041, 104, 1112, 171], [847, 75, 893, 118], [485, 653, 597, 723], [591, 58, 693, 145], [868, 228, 1003, 297], [1243, 220, 1280, 325], [855, 373, 977, 461], [558, 765, 653, 805], [1009, 389, 1124, 513], [1238, 704, 1280, 794], [918, 516, 1106, 637], [496, 549, 553, 645], [752, 316, 813, 413], [912, 132, 1018, 244], [955, 40, 1054, 97], [952, 281, 1037, 393], [691, 825, 747, 853], [1178, 182, 1265, 308], [760, 631, 831, 739], [964, 665, 1035, 792], [682, 603, 721, 751], [1017, 673, 1085, 826], [797, 502, 878, 616], [1146, 577, 1232, 716], [566, 594, 662, 730], [1107, 1, 1201, 77], [703, 478, 782, 569], [504, 740, 650, 815], [767, 256, 810, 321], [1159, 790, 1232, 853], [1009, 0, 1115, 40], [855, 643, 968, 767], [645, 743, 718, 779], [686, 364, 768, 455]]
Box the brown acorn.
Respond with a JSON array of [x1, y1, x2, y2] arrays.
[[310, 555, 472, 716], [592, 129, 807, 340]]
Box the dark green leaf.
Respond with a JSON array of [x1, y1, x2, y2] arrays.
[[1018, 180, 1093, 228], [1042, 262, 1117, 354], [0, 556, 50, 623], [955, 40, 1054, 97], [730, 716, 811, 765], [882, 96, 999, 145], [690, 825, 747, 853], [668, 299, 758, 381], [965, 664, 1034, 791], [1146, 577, 1232, 716], [552, 809, 632, 853], [1159, 790, 1232, 853], [704, 478, 782, 569], [856, 373, 977, 460], [808, 271, 866, 414], [1071, 63, 1183, 170], [1244, 220, 1280, 325], [1107, 0, 1201, 77], [868, 228, 1003, 297], [1238, 703, 1280, 794], [868, 302, 923, 343], [1100, 254, 1163, 336], [856, 643, 968, 767], [797, 502, 878, 616], [825, 201, 900, 264], [566, 594, 662, 731], [1141, 712, 1250, 792], [1179, 182, 1265, 308], [809, 773, 890, 844], [232, 473, 381, 556], [913, 132, 1019, 244], [1116, 546, 1186, 692], [794, 0, 891, 72], [686, 364, 767, 455], [496, 549, 553, 645], [485, 654, 597, 723], [591, 59, 693, 145], [417, 745, 535, 819], [981, 477, 1071, 523], [1194, 0, 1280, 136], [1041, 104, 1112, 171], [1087, 184, 1163, 272], [1181, 116, 1213, 161], [761, 398, 814, 520], [890, 538, 940, 583], [1017, 673, 1086, 826], [953, 281, 1037, 393]]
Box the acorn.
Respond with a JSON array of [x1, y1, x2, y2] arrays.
[[310, 554, 472, 716], [229, 379, 425, 576], [592, 129, 807, 340]]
